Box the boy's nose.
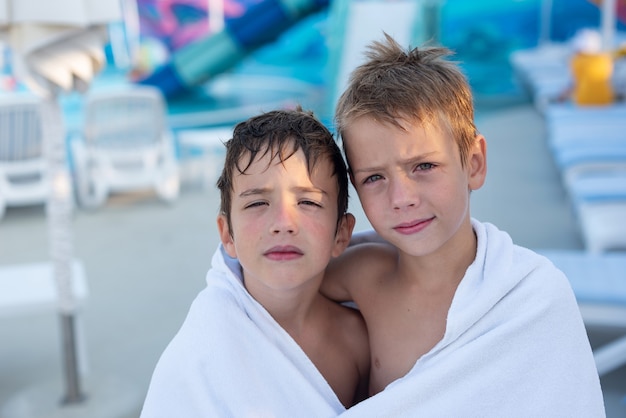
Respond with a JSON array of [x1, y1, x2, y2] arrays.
[[389, 175, 418, 210], [270, 202, 298, 234]]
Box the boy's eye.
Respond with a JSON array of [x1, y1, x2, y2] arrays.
[[244, 201, 267, 209], [363, 174, 383, 184], [415, 162, 435, 171], [300, 200, 322, 208]]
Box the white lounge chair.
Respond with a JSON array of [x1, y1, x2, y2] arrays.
[[544, 103, 626, 152], [0, 93, 48, 220], [71, 86, 180, 208], [176, 126, 232, 189], [538, 249, 626, 376], [510, 30, 626, 111], [567, 172, 626, 253], [553, 139, 626, 188], [509, 41, 573, 109], [540, 102, 626, 253]]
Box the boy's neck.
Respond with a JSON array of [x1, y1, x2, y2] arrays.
[[245, 278, 323, 333], [274, 294, 329, 338], [397, 222, 477, 290]]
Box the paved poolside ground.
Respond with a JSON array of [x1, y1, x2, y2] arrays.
[[0, 102, 624, 417]]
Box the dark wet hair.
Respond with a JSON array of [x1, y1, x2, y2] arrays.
[[216, 107, 349, 236]]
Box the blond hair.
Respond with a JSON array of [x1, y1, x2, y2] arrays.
[[335, 33, 477, 168]]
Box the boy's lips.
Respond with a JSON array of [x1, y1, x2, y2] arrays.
[[393, 217, 434, 235], [264, 245, 304, 261]]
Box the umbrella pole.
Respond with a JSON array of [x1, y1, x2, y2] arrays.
[[601, 0, 617, 51], [41, 94, 86, 405], [539, 0, 553, 45], [60, 312, 85, 403]]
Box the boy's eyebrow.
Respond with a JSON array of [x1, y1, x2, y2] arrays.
[[238, 188, 268, 198], [353, 152, 438, 174], [293, 186, 328, 197], [238, 186, 328, 197]]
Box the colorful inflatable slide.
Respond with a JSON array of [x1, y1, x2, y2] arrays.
[[137, 0, 329, 97]]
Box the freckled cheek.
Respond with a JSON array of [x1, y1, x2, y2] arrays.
[[440, 183, 469, 211], [232, 217, 263, 240], [306, 216, 335, 238], [358, 192, 386, 221]]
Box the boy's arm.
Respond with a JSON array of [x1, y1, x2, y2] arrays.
[[322, 245, 363, 302], [322, 241, 396, 303]]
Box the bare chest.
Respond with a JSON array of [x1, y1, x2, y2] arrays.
[[362, 288, 453, 394]]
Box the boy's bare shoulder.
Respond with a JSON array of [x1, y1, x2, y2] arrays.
[[323, 241, 398, 303], [339, 242, 398, 279]]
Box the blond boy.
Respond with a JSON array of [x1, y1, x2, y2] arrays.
[[325, 34, 605, 417]]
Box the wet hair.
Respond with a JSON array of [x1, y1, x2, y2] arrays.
[[216, 107, 349, 236], [335, 33, 478, 169]]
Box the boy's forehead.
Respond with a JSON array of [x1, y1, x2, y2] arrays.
[[232, 148, 335, 185], [230, 161, 339, 204], [343, 114, 445, 141], [342, 115, 459, 160]]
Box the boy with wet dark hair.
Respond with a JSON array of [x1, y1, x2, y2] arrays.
[[141, 108, 369, 417]]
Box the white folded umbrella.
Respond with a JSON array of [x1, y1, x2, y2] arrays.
[[0, 0, 124, 413]]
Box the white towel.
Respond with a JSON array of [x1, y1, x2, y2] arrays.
[[341, 219, 605, 417], [140, 245, 345, 418], [142, 219, 605, 417]]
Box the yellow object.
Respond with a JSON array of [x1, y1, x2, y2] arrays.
[[571, 52, 615, 105]]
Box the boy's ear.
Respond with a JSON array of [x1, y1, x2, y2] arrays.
[[332, 213, 356, 257], [217, 214, 237, 258], [468, 134, 487, 191]]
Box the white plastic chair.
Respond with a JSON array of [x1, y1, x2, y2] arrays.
[[0, 93, 48, 220], [71, 86, 180, 208]]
